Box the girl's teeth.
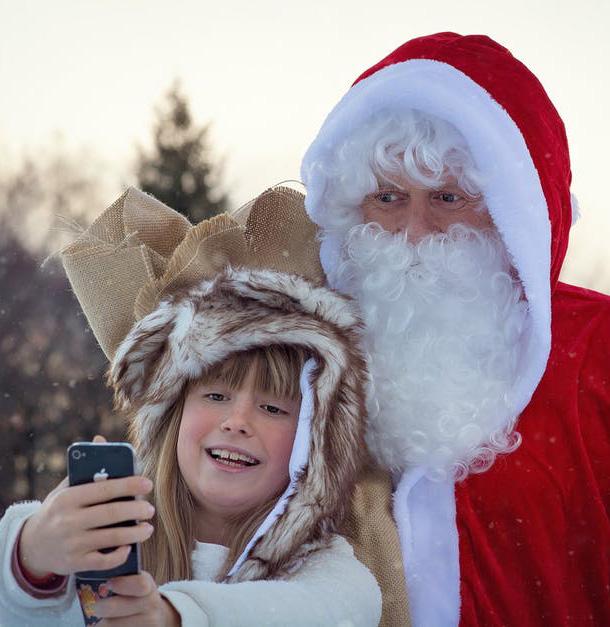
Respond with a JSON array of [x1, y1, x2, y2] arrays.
[[210, 449, 257, 465], [209, 449, 258, 465], [217, 458, 246, 467]]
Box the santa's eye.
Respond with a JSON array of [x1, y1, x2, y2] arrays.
[[376, 191, 401, 203], [430, 191, 467, 210]]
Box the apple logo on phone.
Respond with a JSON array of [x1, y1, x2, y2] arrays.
[[93, 467, 109, 482]]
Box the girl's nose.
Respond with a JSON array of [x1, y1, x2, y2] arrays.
[[220, 402, 253, 436]]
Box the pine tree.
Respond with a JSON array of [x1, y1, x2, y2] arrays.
[[136, 82, 228, 223]]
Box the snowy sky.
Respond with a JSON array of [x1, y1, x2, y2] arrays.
[[1, 0, 608, 289]]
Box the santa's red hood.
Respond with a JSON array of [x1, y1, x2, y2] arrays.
[[352, 32, 573, 286], [301, 32, 575, 424]]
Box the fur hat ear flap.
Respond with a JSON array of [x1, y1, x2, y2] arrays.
[[108, 302, 178, 410]]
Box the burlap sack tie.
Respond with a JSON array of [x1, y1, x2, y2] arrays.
[[60, 186, 322, 360]]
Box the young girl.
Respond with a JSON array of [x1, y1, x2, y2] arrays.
[[0, 187, 382, 626]]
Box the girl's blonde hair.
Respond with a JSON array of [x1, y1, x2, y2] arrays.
[[132, 344, 309, 584]]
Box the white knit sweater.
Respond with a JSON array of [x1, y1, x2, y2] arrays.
[[0, 502, 381, 627]]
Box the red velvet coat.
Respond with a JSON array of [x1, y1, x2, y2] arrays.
[[457, 281, 610, 625]]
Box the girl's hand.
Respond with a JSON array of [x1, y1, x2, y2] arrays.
[[18, 435, 155, 578], [96, 571, 181, 626]]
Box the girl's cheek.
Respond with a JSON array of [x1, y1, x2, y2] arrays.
[[179, 406, 204, 439], [176, 415, 201, 464], [275, 426, 298, 467]]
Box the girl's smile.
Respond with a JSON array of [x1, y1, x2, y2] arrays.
[[205, 446, 261, 472]]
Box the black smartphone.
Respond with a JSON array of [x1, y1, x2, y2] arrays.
[[67, 442, 141, 625]]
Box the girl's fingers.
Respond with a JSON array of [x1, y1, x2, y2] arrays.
[[79, 499, 155, 529], [106, 572, 155, 597], [83, 522, 154, 552], [95, 592, 150, 618], [92, 434, 107, 443], [79, 545, 132, 573], [67, 475, 153, 507]]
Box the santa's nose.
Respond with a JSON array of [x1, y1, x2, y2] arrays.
[[396, 194, 438, 242]]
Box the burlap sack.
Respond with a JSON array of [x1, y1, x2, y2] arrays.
[[342, 464, 411, 627], [60, 186, 410, 626], [60, 185, 322, 360]]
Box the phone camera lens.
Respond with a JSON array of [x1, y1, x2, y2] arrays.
[[72, 450, 81, 460]]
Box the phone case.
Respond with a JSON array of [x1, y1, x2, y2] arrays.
[[67, 442, 141, 625], [75, 578, 113, 625]]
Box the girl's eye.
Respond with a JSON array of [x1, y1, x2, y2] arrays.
[[205, 393, 227, 402], [261, 404, 287, 415]]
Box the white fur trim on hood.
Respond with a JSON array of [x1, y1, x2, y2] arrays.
[[302, 58, 551, 425]]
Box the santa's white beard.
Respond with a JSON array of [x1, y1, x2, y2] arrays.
[[331, 223, 528, 481]]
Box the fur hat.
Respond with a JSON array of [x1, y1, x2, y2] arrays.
[[61, 186, 369, 582]]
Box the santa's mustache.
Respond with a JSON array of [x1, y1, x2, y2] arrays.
[[334, 223, 527, 480]]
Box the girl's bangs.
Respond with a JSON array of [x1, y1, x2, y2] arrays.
[[198, 345, 308, 401]]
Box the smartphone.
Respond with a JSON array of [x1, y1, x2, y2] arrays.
[[67, 442, 141, 625]]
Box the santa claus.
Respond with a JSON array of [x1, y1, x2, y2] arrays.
[[301, 33, 610, 626]]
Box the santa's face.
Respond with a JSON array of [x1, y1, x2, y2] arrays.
[[360, 174, 493, 242], [333, 222, 526, 480], [313, 111, 528, 479]]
